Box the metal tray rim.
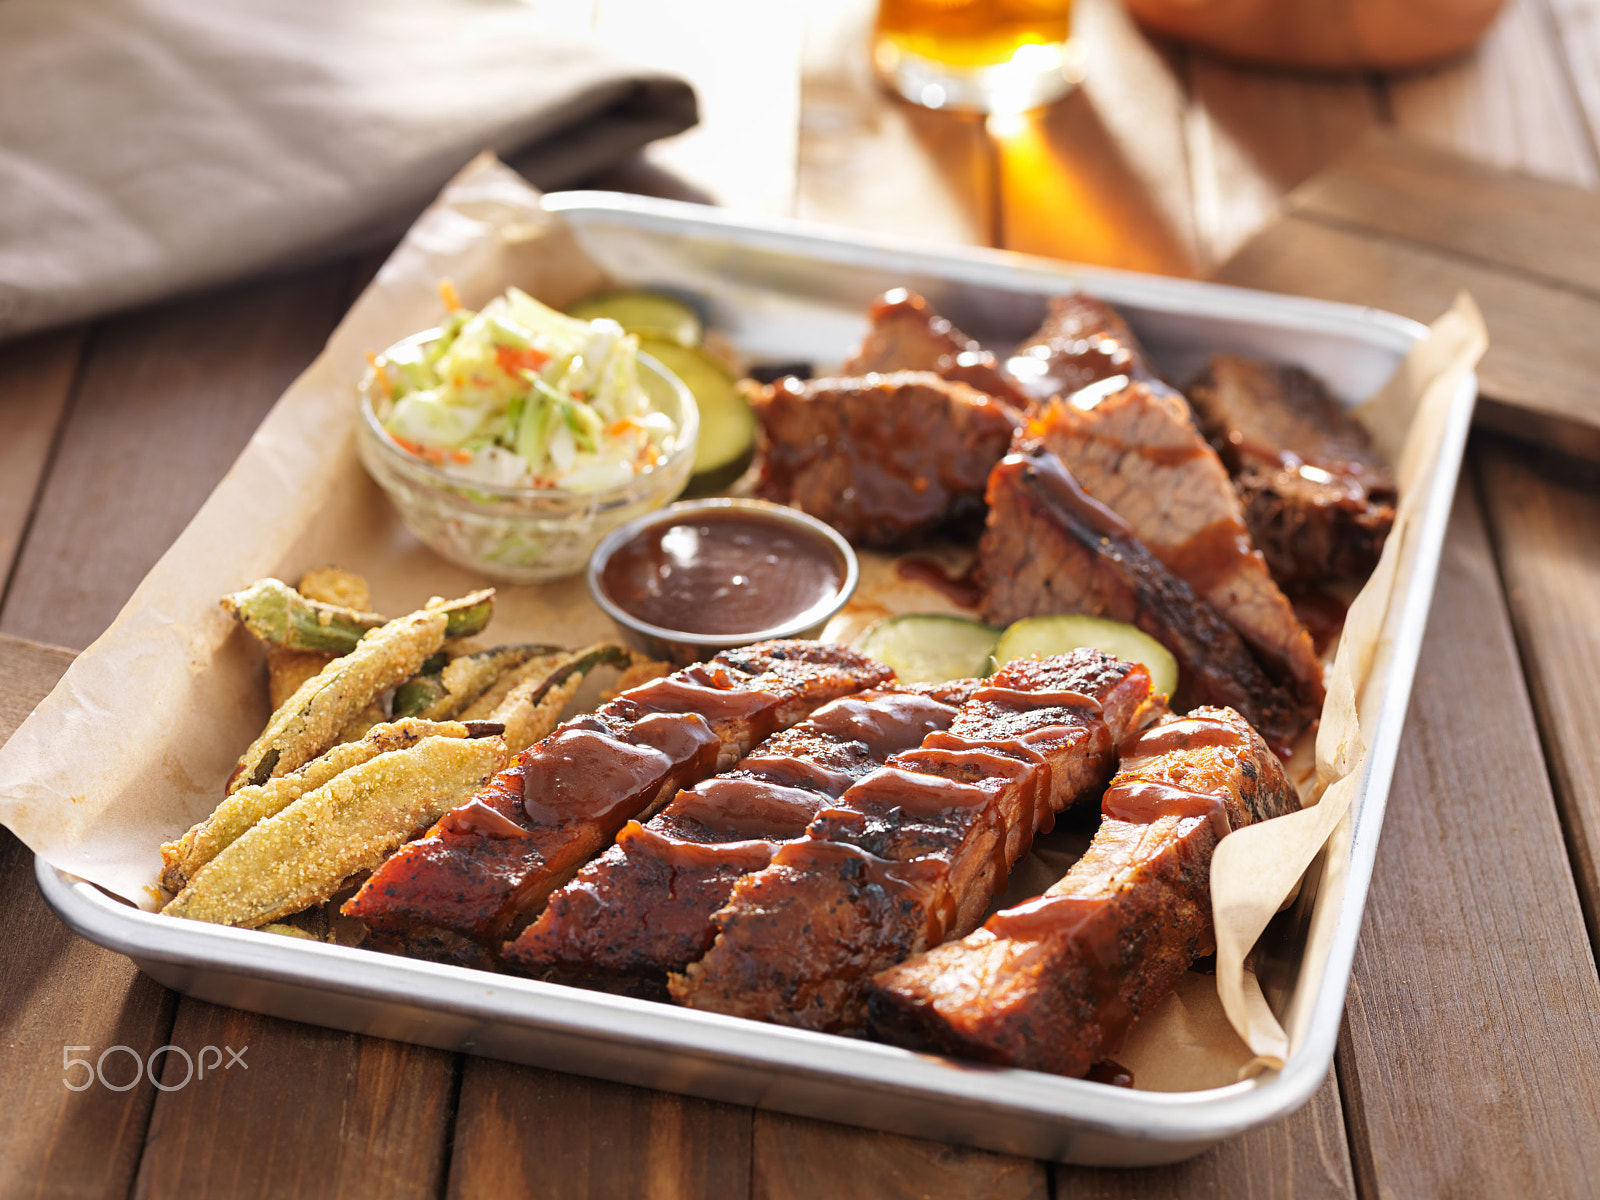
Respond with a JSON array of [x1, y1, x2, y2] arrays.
[[38, 859, 1326, 1143]]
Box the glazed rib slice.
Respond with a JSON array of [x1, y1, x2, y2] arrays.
[[669, 650, 1159, 1033], [1001, 293, 1156, 405], [751, 370, 1023, 546], [503, 683, 975, 988], [978, 446, 1306, 749], [842, 289, 1034, 411], [867, 706, 1297, 1076], [1187, 355, 1397, 584], [1026, 386, 1325, 720], [343, 641, 893, 957]]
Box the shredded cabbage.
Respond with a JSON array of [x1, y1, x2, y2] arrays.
[[365, 287, 678, 492]]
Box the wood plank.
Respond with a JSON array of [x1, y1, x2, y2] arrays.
[[751, 1111, 1047, 1200], [448, 1059, 752, 1200], [0, 260, 356, 651], [1290, 131, 1600, 295], [590, 0, 806, 217], [133, 1002, 456, 1200], [1384, 0, 1599, 186], [1545, 0, 1600, 165], [1476, 440, 1600, 944], [1336, 473, 1600, 1196], [1184, 62, 1379, 268], [995, 0, 1199, 273], [1213, 213, 1600, 463], [1053, 1071, 1355, 1198], [0, 328, 83, 588], [794, 0, 994, 245], [0, 636, 178, 1200]]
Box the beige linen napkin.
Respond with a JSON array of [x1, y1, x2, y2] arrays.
[[0, 0, 697, 339]]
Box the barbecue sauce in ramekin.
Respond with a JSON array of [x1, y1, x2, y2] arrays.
[[599, 508, 846, 637]]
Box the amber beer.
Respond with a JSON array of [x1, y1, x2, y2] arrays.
[[874, 0, 1077, 112]]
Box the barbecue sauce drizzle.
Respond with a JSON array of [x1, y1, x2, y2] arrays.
[[977, 710, 1254, 1060]]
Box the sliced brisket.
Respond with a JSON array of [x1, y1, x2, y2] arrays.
[[978, 447, 1307, 749], [867, 706, 1297, 1076], [751, 370, 1023, 546], [1025, 384, 1325, 721], [1001, 293, 1156, 405], [502, 685, 972, 987], [343, 641, 893, 949], [1187, 355, 1397, 584], [842, 289, 1033, 411], [669, 650, 1159, 1032]]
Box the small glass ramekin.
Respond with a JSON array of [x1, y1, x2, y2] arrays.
[[356, 343, 698, 584]]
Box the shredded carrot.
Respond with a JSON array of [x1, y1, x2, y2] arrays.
[[496, 344, 551, 376], [439, 279, 462, 311], [364, 350, 393, 401], [390, 434, 449, 465], [606, 418, 637, 437]]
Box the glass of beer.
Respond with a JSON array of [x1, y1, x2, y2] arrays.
[[874, 0, 1079, 114]]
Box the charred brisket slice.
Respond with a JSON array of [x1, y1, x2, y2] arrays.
[[502, 685, 976, 987], [978, 447, 1307, 750], [1025, 386, 1325, 722], [842, 289, 1033, 411], [343, 641, 894, 949], [1187, 355, 1397, 585], [669, 650, 1159, 1033], [750, 371, 1023, 547], [868, 706, 1297, 1076], [1001, 293, 1156, 405]]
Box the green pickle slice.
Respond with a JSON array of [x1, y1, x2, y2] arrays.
[[566, 290, 703, 347], [991, 615, 1179, 698], [639, 338, 758, 493], [853, 614, 1001, 683]]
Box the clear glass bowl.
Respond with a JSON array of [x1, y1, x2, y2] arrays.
[[356, 345, 699, 583]]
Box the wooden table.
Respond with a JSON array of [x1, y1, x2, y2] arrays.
[[5, 1, 1600, 1195]]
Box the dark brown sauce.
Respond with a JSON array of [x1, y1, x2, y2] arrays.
[[735, 752, 858, 798], [894, 556, 984, 609], [926, 731, 1057, 835], [669, 776, 830, 839], [1154, 517, 1252, 599], [803, 692, 958, 758], [898, 749, 1032, 896], [1121, 713, 1245, 761], [969, 685, 1103, 715], [1101, 780, 1231, 840], [434, 799, 531, 840], [618, 820, 778, 873], [1086, 1059, 1135, 1087], [628, 711, 721, 771], [845, 766, 994, 819], [984, 890, 1098, 941], [1013, 450, 1133, 541], [520, 729, 673, 826], [773, 838, 949, 894], [628, 676, 781, 727], [599, 509, 845, 636]]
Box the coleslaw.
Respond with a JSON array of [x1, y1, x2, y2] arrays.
[[362, 285, 682, 495]]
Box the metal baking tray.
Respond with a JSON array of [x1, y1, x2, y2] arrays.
[[37, 191, 1477, 1166]]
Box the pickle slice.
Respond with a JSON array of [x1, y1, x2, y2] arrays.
[[992, 615, 1178, 698], [640, 338, 758, 493], [566, 290, 703, 347], [853, 614, 1001, 684]]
